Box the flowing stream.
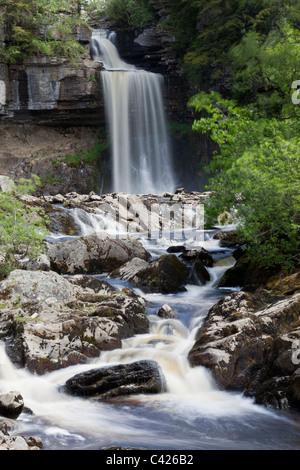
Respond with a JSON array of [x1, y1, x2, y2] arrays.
[[0, 30, 299, 451], [91, 30, 175, 194], [0, 209, 300, 450]]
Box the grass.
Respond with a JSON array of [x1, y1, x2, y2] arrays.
[[53, 142, 110, 169]]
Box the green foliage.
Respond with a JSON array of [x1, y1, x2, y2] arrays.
[[0, 176, 49, 278], [230, 18, 300, 116], [61, 143, 109, 168], [105, 0, 155, 29], [189, 93, 300, 270], [158, 0, 300, 94], [0, 0, 88, 64]]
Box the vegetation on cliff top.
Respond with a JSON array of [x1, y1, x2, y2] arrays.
[[0, 0, 89, 63]]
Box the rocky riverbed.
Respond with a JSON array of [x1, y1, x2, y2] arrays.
[[0, 187, 299, 449]]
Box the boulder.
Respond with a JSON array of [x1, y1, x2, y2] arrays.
[[46, 232, 150, 275], [0, 420, 43, 450], [188, 287, 300, 409], [111, 254, 189, 294], [217, 252, 287, 290], [22, 254, 51, 272], [63, 360, 166, 399], [0, 270, 149, 374], [48, 209, 81, 237], [0, 392, 24, 419], [0, 435, 28, 450], [156, 304, 176, 319], [180, 247, 214, 267], [213, 230, 241, 247]]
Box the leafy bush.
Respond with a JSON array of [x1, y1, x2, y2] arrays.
[[0, 176, 49, 278], [105, 0, 155, 29], [189, 92, 300, 271]]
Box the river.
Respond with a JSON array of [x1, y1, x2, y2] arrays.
[[0, 214, 300, 451]]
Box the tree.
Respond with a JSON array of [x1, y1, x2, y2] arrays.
[[105, 0, 154, 29], [0, 176, 49, 279], [189, 92, 300, 270]]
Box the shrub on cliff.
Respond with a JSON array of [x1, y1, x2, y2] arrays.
[[0, 0, 87, 64], [0, 176, 49, 279]]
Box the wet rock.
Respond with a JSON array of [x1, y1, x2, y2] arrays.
[[188, 287, 300, 409], [166, 245, 185, 253], [156, 304, 176, 319], [0, 432, 43, 450], [213, 230, 241, 247], [63, 360, 165, 399], [180, 247, 214, 267], [0, 270, 149, 374], [46, 232, 150, 275], [25, 436, 43, 449], [48, 209, 81, 237], [111, 254, 189, 294], [188, 260, 211, 285], [0, 392, 24, 419]]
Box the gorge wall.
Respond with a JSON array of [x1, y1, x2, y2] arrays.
[[0, 5, 212, 194]]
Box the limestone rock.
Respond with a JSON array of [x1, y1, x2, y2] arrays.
[[46, 232, 150, 275], [0, 270, 149, 374], [188, 288, 300, 409]]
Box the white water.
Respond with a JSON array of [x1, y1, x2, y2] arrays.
[[91, 31, 176, 195], [1, 211, 300, 449]]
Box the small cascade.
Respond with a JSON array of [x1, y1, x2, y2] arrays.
[[69, 207, 125, 237], [91, 30, 176, 195]]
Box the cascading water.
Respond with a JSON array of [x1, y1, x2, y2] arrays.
[[91, 30, 176, 195], [1, 209, 300, 450]]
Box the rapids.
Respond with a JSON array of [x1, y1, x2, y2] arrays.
[[1, 211, 300, 450]]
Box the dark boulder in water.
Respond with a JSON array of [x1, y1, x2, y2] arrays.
[[63, 360, 166, 399], [111, 254, 189, 294]]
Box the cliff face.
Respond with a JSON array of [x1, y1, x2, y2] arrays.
[[0, 8, 208, 194], [0, 27, 105, 126]]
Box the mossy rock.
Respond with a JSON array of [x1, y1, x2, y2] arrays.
[[218, 254, 282, 290]]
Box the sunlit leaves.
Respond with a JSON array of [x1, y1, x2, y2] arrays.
[[0, 177, 49, 278], [189, 93, 300, 270]]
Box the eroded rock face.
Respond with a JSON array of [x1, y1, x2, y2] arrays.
[[188, 286, 300, 409], [0, 270, 149, 374], [63, 360, 166, 399], [46, 232, 150, 275], [1, 54, 104, 123]]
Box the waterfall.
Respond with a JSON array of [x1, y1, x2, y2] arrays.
[[91, 30, 176, 195]]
